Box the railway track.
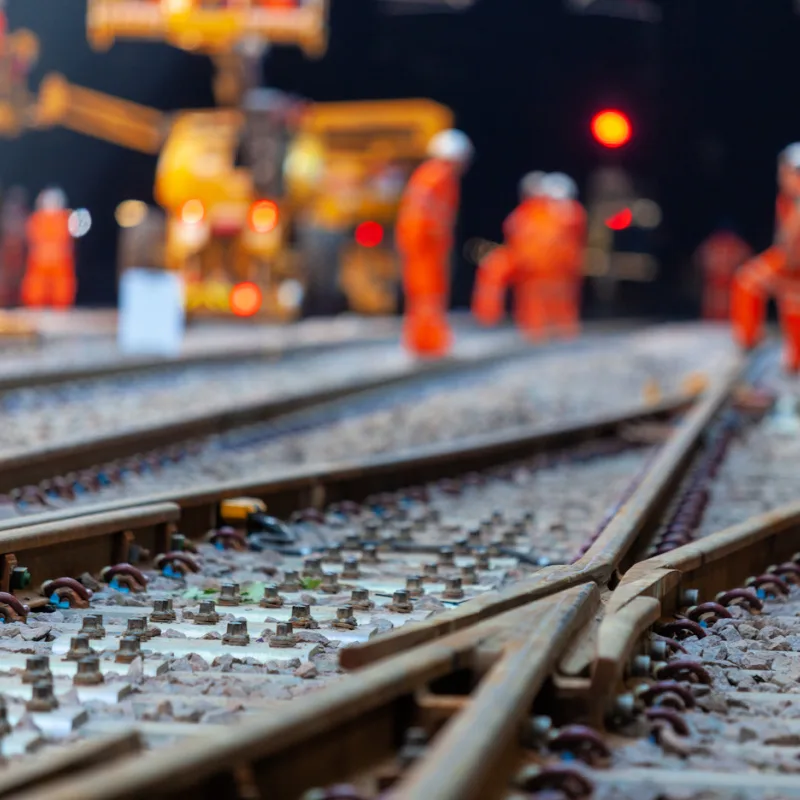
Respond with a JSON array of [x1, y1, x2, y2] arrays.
[[0, 323, 763, 799]]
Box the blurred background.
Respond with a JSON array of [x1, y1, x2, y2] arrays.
[[1, 0, 796, 317]]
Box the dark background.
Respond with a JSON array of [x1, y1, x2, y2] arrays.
[[2, 0, 797, 314]]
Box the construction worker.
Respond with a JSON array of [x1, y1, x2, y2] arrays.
[[473, 171, 586, 341], [694, 226, 752, 321], [396, 128, 473, 357], [731, 143, 800, 371], [21, 187, 76, 309]]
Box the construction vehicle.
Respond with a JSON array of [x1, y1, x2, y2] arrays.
[[14, 1, 453, 320]]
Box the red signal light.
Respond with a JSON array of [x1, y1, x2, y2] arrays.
[[355, 221, 383, 248], [249, 200, 279, 234], [605, 208, 633, 230], [230, 282, 262, 317], [591, 110, 632, 148]]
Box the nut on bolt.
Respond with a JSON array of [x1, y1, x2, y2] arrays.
[[260, 584, 284, 609], [65, 635, 94, 661], [474, 549, 491, 570], [279, 570, 301, 593], [341, 557, 360, 580], [320, 572, 341, 594], [22, 656, 51, 685], [126, 616, 159, 640], [522, 715, 554, 748], [80, 614, 106, 640], [628, 655, 652, 678], [460, 565, 477, 585], [360, 544, 379, 564], [289, 604, 319, 630], [302, 558, 323, 578], [74, 655, 104, 686], [27, 681, 58, 712], [222, 621, 250, 647], [151, 599, 176, 623], [443, 577, 464, 600], [422, 563, 438, 582], [405, 575, 425, 598], [217, 583, 241, 607], [193, 601, 220, 625], [388, 590, 414, 614], [323, 545, 343, 564], [438, 547, 455, 567], [115, 636, 142, 664], [350, 588, 374, 611], [332, 605, 358, 630], [681, 589, 700, 607], [270, 622, 298, 648]]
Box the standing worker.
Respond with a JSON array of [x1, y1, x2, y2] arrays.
[[21, 187, 76, 309], [731, 143, 800, 371], [472, 171, 587, 340], [396, 129, 473, 358], [694, 226, 752, 321], [0, 186, 28, 307]]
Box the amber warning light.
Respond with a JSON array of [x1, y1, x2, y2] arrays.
[[591, 110, 632, 148], [249, 200, 279, 234], [230, 282, 263, 318]]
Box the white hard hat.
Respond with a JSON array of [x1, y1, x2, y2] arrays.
[[37, 187, 67, 211], [539, 172, 578, 201], [427, 129, 474, 163], [520, 171, 546, 199], [782, 143, 800, 169]]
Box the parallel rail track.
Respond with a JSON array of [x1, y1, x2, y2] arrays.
[[0, 331, 769, 800]]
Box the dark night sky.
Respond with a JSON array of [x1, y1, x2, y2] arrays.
[[3, 0, 799, 313]]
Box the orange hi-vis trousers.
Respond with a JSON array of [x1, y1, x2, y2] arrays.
[[21, 263, 76, 308], [731, 246, 800, 371]]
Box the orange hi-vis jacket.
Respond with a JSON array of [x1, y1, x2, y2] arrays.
[[396, 158, 460, 299], [22, 208, 75, 308]]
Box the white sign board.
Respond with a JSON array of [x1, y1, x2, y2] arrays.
[[117, 268, 185, 357]]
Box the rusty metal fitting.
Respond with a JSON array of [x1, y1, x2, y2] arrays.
[[746, 573, 790, 597], [460, 565, 477, 585], [26, 681, 58, 712], [502, 530, 518, 547], [422, 563, 439, 582], [405, 575, 425, 598], [715, 588, 763, 612], [101, 563, 149, 589], [350, 588, 374, 611], [646, 706, 690, 737], [467, 528, 482, 548], [279, 570, 302, 593], [649, 639, 669, 661], [514, 764, 594, 798], [151, 599, 176, 623], [548, 724, 611, 764], [193, 600, 220, 626], [658, 619, 707, 640], [452, 538, 470, 555], [46, 586, 86, 609], [22, 656, 51, 685], [378, 532, 396, 552], [611, 693, 639, 723], [488, 540, 504, 557], [679, 588, 700, 607], [73, 655, 104, 686], [360, 544, 379, 564], [65, 635, 94, 661], [323, 545, 343, 564], [222, 621, 250, 647], [41, 578, 92, 603], [332, 605, 358, 630], [206, 527, 247, 550], [0, 592, 29, 620], [635, 680, 696, 711], [650, 633, 688, 654], [80, 614, 106, 640], [686, 602, 733, 625], [655, 659, 712, 685], [115, 636, 142, 664], [341, 558, 360, 581], [767, 562, 800, 583], [396, 522, 414, 543], [343, 533, 362, 551], [125, 617, 149, 641], [170, 532, 188, 551], [260, 584, 284, 609], [153, 552, 200, 576], [289, 604, 319, 629], [438, 547, 455, 567], [442, 577, 464, 600], [320, 572, 341, 595], [388, 590, 414, 614], [217, 582, 242, 607], [302, 558, 323, 578], [398, 727, 428, 767], [270, 622, 298, 648], [628, 654, 652, 678], [474, 549, 491, 570]]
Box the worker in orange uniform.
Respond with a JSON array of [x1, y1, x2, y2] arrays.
[[21, 188, 76, 309], [694, 226, 752, 321], [731, 143, 800, 371], [473, 171, 587, 341], [396, 129, 473, 357]]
